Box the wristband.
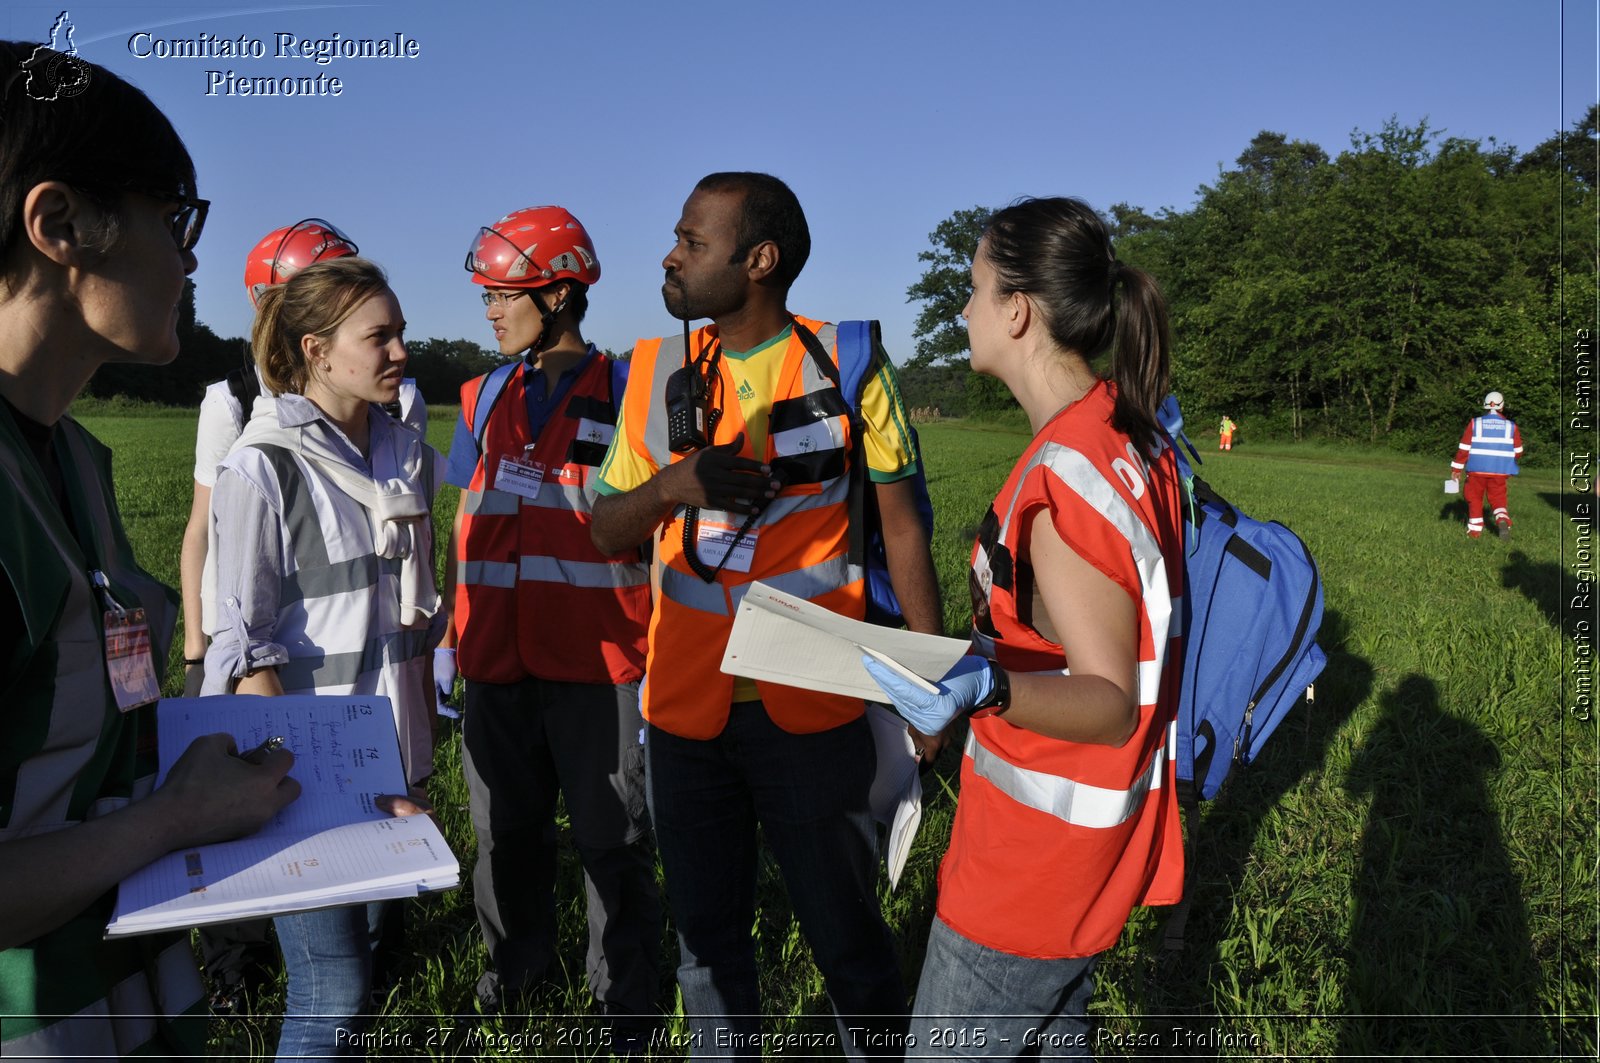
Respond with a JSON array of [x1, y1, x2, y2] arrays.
[[183, 657, 205, 666], [971, 660, 1011, 717]]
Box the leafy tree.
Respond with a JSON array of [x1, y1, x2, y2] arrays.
[[904, 206, 989, 370], [1515, 103, 1598, 187]]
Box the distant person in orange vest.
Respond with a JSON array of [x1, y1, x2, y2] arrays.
[[1450, 390, 1523, 540], [1219, 414, 1237, 450], [443, 206, 660, 1044], [590, 172, 942, 1055], [862, 197, 1185, 1051]]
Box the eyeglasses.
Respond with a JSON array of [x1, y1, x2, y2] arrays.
[[167, 196, 209, 252], [480, 290, 530, 308]]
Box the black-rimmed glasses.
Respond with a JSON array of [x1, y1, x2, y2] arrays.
[[168, 196, 209, 252]]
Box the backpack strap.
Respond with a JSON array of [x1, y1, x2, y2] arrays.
[[224, 364, 261, 436], [470, 360, 522, 453], [609, 355, 630, 409], [836, 320, 878, 406], [795, 320, 868, 571]]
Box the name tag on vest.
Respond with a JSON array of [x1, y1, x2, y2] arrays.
[[696, 522, 757, 573], [105, 607, 161, 712], [495, 455, 547, 500]]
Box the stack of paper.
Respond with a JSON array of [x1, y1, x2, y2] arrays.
[[107, 695, 458, 937], [721, 582, 973, 886]]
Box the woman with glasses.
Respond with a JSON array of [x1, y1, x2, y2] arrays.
[[862, 198, 1187, 1057], [0, 41, 299, 1059], [202, 254, 446, 1060]]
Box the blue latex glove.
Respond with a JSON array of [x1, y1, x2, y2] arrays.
[[433, 647, 459, 719], [861, 653, 996, 735]]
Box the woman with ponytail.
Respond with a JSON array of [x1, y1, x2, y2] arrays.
[[863, 197, 1186, 1054], [203, 256, 445, 1060]]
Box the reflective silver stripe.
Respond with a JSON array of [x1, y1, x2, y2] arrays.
[[520, 481, 591, 513], [642, 333, 685, 467], [661, 564, 730, 615], [814, 322, 838, 350], [460, 559, 517, 588], [519, 554, 649, 588], [756, 474, 849, 523], [728, 554, 853, 612], [283, 553, 382, 602], [965, 728, 1165, 830], [462, 489, 520, 516], [277, 627, 433, 689], [996, 441, 1173, 707]]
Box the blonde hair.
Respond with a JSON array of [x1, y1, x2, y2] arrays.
[[251, 256, 391, 395]]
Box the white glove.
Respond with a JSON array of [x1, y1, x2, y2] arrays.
[[433, 647, 459, 718]]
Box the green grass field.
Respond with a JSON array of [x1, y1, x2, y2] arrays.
[[71, 402, 1596, 1059]]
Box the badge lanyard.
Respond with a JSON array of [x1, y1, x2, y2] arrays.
[[93, 569, 160, 711]]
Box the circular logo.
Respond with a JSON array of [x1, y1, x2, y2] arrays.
[[46, 52, 91, 99]]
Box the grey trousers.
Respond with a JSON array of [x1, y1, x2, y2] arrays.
[[461, 675, 661, 1016]]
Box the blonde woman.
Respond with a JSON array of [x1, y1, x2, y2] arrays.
[[203, 256, 443, 1059]]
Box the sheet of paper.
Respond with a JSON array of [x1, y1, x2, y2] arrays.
[[108, 815, 457, 934], [721, 582, 971, 701], [154, 695, 408, 836], [865, 703, 923, 889]]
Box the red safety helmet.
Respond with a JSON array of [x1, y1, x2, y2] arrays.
[[244, 219, 360, 305], [465, 206, 600, 289]]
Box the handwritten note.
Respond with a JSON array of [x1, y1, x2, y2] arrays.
[[108, 694, 458, 937]]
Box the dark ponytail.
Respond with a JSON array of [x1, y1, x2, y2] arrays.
[[982, 197, 1170, 454]]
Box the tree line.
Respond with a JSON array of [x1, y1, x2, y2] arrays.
[[899, 110, 1597, 455], [87, 283, 512, 407]]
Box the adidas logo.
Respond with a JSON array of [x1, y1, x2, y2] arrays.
[[737, 380, 755, 401]]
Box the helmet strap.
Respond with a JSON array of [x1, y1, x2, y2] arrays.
[[527, 286, 570, 358]]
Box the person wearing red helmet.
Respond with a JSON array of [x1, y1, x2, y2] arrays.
[[442, 206, 660, 1036]]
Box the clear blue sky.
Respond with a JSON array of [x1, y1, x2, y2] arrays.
[[6, 0, 1594, 369]]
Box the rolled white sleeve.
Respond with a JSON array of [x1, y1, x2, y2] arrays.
[[201, 466, 290, 691]]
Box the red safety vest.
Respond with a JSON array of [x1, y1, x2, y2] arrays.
[[454, 354, 649, 685], [939, 382, 1186, 959], [620, 316, 864, 739]]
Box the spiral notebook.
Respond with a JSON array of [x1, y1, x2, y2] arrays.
[[106, 694, 458, 937]]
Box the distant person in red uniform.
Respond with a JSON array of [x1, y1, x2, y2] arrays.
[[1450, 391, 1523, 540], [1219, 415, 1237, 450]]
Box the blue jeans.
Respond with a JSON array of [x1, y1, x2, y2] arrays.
[[646, 704, 907, 1059], [911, 917, 1098, 1060], [273, 901, 386, 1061]]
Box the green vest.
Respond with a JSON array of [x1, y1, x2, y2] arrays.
[[0, 407, 204, 1059]]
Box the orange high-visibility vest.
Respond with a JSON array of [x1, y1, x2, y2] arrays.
[[454, 353, 649, 685], [939, 382, 1186, 959], [622, 316, 864, 739]]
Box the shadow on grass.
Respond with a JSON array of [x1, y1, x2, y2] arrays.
[[1539, 489, 1593, 518], [1340, 674, 1550, 1057], [1438, 498, 1468, 525], [1501, 549, 1575, 631], [1138, 608, 1368, 1043]]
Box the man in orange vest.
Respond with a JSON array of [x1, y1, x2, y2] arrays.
[[591, 173, 942, 1055], [441, 206, 660, 1039]]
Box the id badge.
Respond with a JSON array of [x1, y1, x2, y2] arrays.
[[495, 454, 547, 500], [695, 522, 757, 573], [105, 607, 161, 712]]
